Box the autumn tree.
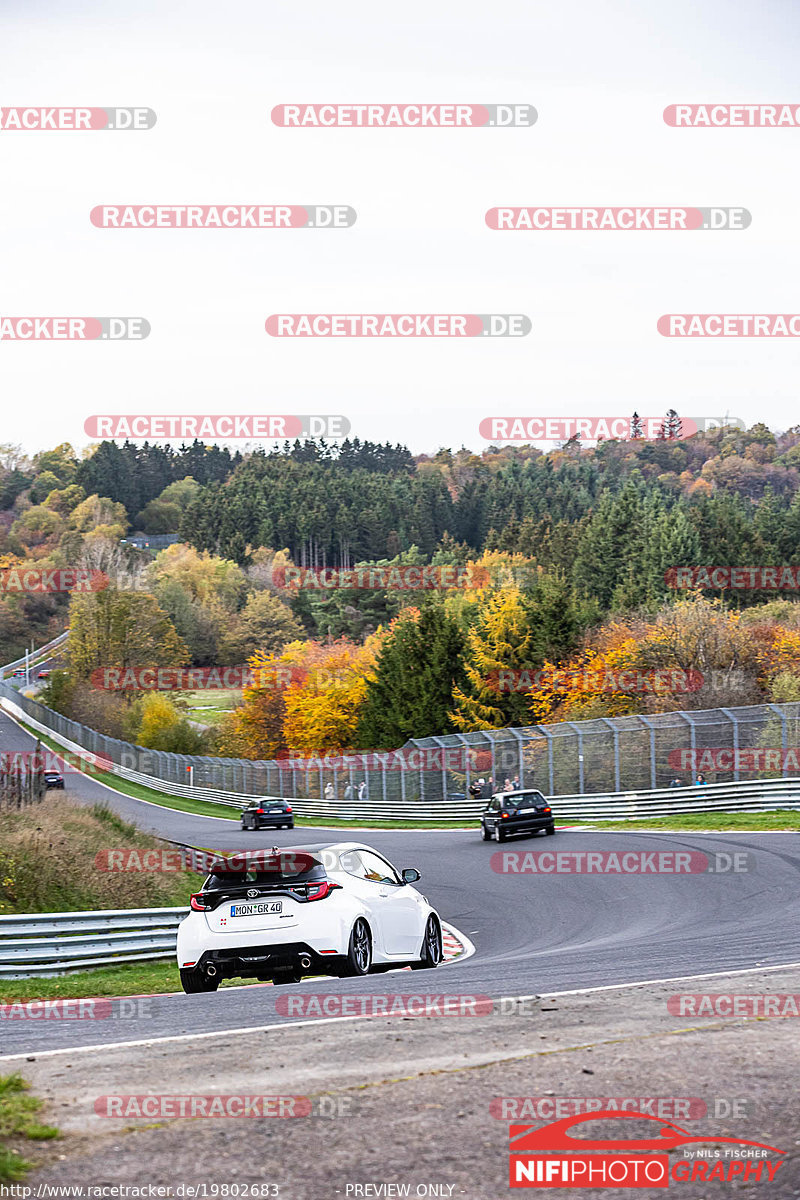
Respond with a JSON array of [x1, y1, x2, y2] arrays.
[[67, 588, 189, 679]]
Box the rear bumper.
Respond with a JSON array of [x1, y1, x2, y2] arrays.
[[195, 941, 337, 978], [484, 817, 554, 836], [177, 908, 350, 974]]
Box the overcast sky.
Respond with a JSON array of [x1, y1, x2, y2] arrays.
[[1, 0, 799, 457]]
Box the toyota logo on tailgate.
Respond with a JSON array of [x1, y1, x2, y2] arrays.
[[247, 889, 259, 899]]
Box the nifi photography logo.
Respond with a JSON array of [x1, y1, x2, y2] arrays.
[[508, 1111, 785, 1188]]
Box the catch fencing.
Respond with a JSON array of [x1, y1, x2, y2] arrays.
[[2, 687, 800, 821], [0, 739, 46, 811], [4, 678, 800, 804]]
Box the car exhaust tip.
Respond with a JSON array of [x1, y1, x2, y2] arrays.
[[206, 963, 218, 977], [299, 954, 312, 971]]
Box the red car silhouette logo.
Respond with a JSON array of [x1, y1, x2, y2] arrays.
[[510, 1111, 784, 1155]]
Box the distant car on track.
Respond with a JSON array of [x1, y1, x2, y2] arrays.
[[176, 841, 442, 993], [37, 669, 50, 680], [481, 789, 554, 842], [240, 798, 294, 830], [43, 770, 64, 789]]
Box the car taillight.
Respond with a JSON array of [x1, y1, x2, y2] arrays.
[[302, 881, 341, 901], [190, 893, 211, 911], [501, 812, 510, 819], [544, 807, 551, 813], [255, 809, 264, 814], [285, 805, 292, 813]]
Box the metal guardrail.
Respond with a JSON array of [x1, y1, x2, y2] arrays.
[[0, 631, 68, 679], [0, 907, 189, 978]]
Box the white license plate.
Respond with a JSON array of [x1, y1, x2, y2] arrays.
[[230, 901, 283, 917]]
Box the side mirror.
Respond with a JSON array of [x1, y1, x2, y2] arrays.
[[401, 867, 421, 885]]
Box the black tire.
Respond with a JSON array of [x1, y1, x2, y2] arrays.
[[496, 825, 507, 842], [481, 823, 491, 841], [411, 916, 442, 970], [240, 817, 247, 830], [545, 824, 556, 836], [340, 918, 372, 976], [272, 971, 302, 984], [180, 967, 219, 994]]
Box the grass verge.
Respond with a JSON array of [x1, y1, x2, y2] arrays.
[[0, 798, 203, 913], [582, 810, 800, 831], [5, 714, 475, 829], [0, 959, 258, 1004], [0, 1074, 58, 1182]]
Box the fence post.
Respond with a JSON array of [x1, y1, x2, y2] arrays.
[[566, 722, 584, 794], [640, 716, 656, 789], [768, 704, 789, 770], [601, 719, 620, 792], [509, 729, 524, 788], [679, 712, 697, 773], [720, 707, 740, 782]]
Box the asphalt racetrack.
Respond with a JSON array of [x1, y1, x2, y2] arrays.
[[2, 707, 799, 1058]]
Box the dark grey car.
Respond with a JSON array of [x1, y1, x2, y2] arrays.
[[240, 799, 294, 830], [481, 790, 554, 842]]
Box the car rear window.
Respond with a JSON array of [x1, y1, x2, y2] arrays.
[[205, 855, 326, 889], [507, 792, 547, 809]]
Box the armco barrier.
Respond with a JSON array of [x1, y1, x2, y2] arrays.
[[0, 631, 68, 679], [0, 907, 188, 978]]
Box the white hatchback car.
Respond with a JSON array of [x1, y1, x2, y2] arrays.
[[176, 842, 443, 993]]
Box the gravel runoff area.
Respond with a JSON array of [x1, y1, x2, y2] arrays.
[[8, 964, 800, 1199]]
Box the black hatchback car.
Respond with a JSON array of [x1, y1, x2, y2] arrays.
[[240, 799, 294, 830], [43, 770, 64, 790], [480, 790, 554, 841]]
